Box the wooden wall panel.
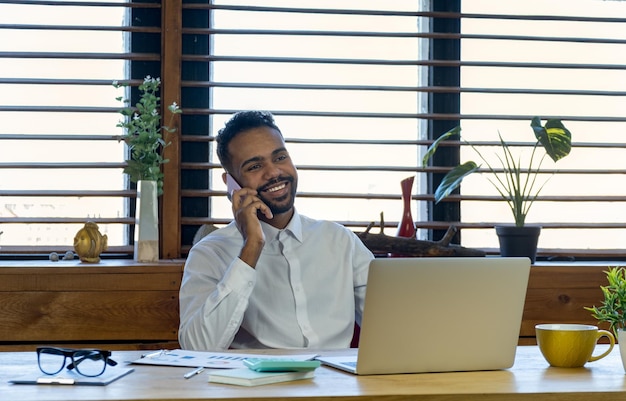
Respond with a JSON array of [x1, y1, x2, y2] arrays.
[[521, 288, 606, 334], [0, 291, 179, 341], [0, 260, 184, 351], [0, 260, 620, 350], [520, 263, 615, 344]]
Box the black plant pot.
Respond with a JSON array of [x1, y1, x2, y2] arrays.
[[495, 225, 541, 264]]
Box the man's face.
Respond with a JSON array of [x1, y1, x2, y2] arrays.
[[228, 126, 298, 217]]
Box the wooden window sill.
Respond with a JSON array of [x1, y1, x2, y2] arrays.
[[0, 258, 185, 270]]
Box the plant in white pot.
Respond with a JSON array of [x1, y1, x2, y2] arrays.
[[585, 266, 626, 370], [422, 117, 572, 263], [115, 76, 181, 262]]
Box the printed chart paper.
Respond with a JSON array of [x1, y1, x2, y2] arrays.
[[131, 349, 318, 369]]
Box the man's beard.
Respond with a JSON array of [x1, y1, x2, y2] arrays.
[[257, 176, 296, 215]]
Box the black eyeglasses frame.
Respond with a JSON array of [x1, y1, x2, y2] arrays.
[[36, 346, 118, 377]]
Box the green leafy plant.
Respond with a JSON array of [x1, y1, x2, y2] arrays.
[[422, 117, 572, 227], [585, 267, 626, 337], [115, 76, 181, 195]]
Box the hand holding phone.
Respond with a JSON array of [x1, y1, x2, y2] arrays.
[[226, 173, 273, 220]]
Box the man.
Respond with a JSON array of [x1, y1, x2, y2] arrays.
[[178, 110, 374, 350]]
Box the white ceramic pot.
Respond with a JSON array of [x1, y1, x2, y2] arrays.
[[618, 329, 626, 371], [134, 180, 159, 262]]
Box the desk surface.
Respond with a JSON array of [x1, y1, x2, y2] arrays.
[[1, 346, 626, 401]]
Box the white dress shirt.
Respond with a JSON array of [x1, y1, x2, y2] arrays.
[[178, 209, 373, 351]]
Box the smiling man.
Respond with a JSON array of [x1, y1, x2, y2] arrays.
[[178, 111, 374, 351]]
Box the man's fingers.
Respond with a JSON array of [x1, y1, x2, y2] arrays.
[[233, 188, 273, 220], [258, 203, 273, 220]]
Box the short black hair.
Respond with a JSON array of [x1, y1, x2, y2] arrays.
[[216, 110, 282, 172]]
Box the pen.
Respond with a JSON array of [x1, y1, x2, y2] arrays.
[[141, 349, 167, 359], [37, 377, 75, 385], [184, 367, 205, 379]]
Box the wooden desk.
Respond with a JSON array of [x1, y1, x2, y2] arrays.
[[1, 346, 626, 401]]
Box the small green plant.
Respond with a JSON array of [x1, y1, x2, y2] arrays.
[[115, 76, 181, 195], [585, 266, 626, 337], [422, 117, 572, 227]]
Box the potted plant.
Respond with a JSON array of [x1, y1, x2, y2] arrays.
[[114, 76, 181, 262], [115, 76, 181, 195], [585, 266, 626, 370], [422, 117, 572, 262]]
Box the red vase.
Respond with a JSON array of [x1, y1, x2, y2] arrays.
[[396, 176, 416, 238]]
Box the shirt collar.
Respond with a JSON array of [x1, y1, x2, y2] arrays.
[[261, 208, 303, 243]]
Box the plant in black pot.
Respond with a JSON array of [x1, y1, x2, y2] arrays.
[[422, 117, 572, 263]]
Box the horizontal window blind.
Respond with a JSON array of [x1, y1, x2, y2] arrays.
[[177, 1, 430, 254], [5, 0, 623, 261], [178, 0, 626, 260], [0, 0, 161, 256], [448, 0, 626, 258]]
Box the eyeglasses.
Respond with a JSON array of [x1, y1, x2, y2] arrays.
[[37, 347, 118, 377]]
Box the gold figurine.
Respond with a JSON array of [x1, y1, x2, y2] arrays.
[[73, 222, 108, 263]]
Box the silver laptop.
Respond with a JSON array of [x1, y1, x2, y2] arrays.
[[317, 257, 530, 375]]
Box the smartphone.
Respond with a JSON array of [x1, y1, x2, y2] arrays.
[[226, 173, 242, 201]]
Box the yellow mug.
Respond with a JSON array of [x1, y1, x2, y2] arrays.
[[535, 323, 615, 368]]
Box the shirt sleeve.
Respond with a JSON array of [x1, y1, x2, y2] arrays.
[[178, 241, 256, 350]]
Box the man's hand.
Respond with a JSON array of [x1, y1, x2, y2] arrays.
[[231, 188, 273, 268]]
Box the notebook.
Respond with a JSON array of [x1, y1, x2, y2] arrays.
[[208, 368, 315, 386], [9, 366, 134, 386], [316, 257, 530, 375]]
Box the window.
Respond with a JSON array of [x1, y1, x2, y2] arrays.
[[454, 0, 626, 258], [0, 0, 134, 254], [3, 0, 625, 261], [179, 0, 431, 253], [0, 1, 172, 258]]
